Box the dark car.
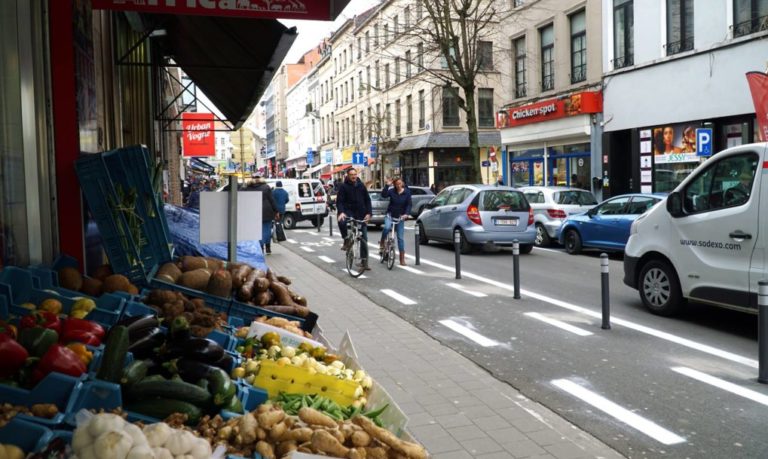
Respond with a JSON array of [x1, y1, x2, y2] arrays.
[[558, 193, 665, 254]]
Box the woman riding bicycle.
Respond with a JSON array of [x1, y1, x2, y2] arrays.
[[379, 177, 413, 266]]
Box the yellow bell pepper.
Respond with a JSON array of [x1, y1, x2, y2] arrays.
[[66, 342, 93, 365], [39, 299, 62, 315], [71, 298, 96, 314], [69, 309, 89, 319]]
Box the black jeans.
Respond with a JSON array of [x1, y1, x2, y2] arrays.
[[339, 218, 368, 260]]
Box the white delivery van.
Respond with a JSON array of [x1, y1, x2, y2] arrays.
[[266, 179, 328, 229], [624, 142, 766, 316]]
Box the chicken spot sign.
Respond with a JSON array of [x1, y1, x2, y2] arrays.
[[91, 0, 341, 21], [182, 113, 215, 157]]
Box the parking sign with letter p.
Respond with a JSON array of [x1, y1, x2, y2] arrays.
[[696, 128, 712, 156]]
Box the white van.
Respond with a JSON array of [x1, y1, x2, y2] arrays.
[[623, 143, 766, 316], [266, 179, 328, 229]]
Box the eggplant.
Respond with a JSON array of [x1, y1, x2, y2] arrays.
[[210, 353, 234, 372], [117, 314, 161, 343], [166, 358, 216, 383], [163, 337, 224, 364], [127, 327, 165, 359]]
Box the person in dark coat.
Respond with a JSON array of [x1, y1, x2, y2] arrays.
[[336, 168, 372, 269], [247, 176, 279, 254], [272, 181, 289, 215], [379, 177, 412, 266]]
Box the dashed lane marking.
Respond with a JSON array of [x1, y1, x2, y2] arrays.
[[323, 237, 337, 242], [380, 289, 417, 305], [398, 265, 425, 274], [671, 367, 768, 407], [524, 312, 593, 336], [552, 378, 686, 445], [286, 239, 298, 244], [446, 282, 487, 298], [318, 256, 334, 263], [439, 319, 500, 347], [300, 246, 315, 253]]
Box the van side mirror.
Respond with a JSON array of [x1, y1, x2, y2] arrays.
[[424, 202, 437, 210], [666, 191, 684, 218]]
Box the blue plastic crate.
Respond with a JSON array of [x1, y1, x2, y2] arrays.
[[0, 417, 54, 454], [220, 384, 267, 420], [0, 373, 82, 427]]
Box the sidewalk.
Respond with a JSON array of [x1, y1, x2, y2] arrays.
[[266, 244, 624, 459]]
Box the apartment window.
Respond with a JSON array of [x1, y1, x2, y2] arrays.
[[374, 24, 379, 46], [514, 0, 525, 6], [442, 87, 460, 126], [405, 50, 412, 78], [367, 107, 372, 138], [514, 37, 526, 98], [385, 103, 391, 136], [358, 71, 363, 95], [365, 31, 370, 53], [385, 63, 391, 88], [351, 115, 355, 145], [349, 45, 354, 65], [666, 0, 694, 55], [570, 10, 587, 83], [366, 66, 371, 93], [335, 121, 339, 141], [334, 58, 337, 74], [376, 103, 381, 130], [394, 16, 399, 38], [395, 99, 402, 135], [357, 37, 362, 59], [478, 88, 494, 128], [334, 88, 338, 106], [734, 0, 768, 36], [384, 24, 389, 44], [418, 90, 425, 129], [359, 111, 364, 143], [352, 77, 356, 100], [478, 41, 493, 70], [540, 24, 554, 91], [375, 60, 380, 87], [417, 2, 423, 20], [406, 95, 413, 132], [395, 57, 400, 83], [441, 47, 457, 69], [614, 0, 633, 68], [417, 43, 424, 70], [404, 7, 410, 29]]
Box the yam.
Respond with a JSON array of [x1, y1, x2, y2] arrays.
[[238, 269, 261, 301], [156, 262, 183, 284], [348, 448, 367, 459], [298, 408, 336, 428], [266, 269, 279, 283], [275, 275, 292, 285], [280, 427, 312, 443], [147, 289, 178, 307], [178, 269, 212, 291], [80, 277, 103, 297], [256, 410, 285, 430], [103, 274, 131, 293], [206, 269, 233, 298], [263, 305, 310, 318], [269, 281, 298, 307], [231, 265, 253, 289], [204, 257, 225, 271], [364, 447, 388, 459], [92, 264, 113, 281], [252, 269, 267, 279], [311, 430, 349, 457], [179, 256, 208, 272], [254, 278, 271, 293], [290, 292, 308, 307], [352, 416, 426, 459], [58, 267, 83, 291], [350, 431, 372, 447]]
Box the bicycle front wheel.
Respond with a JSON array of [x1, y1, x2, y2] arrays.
[[386, 244, 396, 270], [346, 238, 365, 278]]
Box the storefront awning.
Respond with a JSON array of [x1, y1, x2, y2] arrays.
[[303, 163, 330, 177], [189, 157, 215, 173], [332, 164, 353, 174], [147, 14, 296, 129], [395, 132, 502, 151]]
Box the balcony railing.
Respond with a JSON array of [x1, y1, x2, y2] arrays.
[[613, 54, 634, 69], [571, 65, 586, 84], [666, 38, 694, 56], [733, 15, 768, 38]]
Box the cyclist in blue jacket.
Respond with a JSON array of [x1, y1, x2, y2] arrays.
[[379, 177, 412, 266]]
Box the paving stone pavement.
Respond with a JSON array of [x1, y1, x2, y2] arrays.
[[266, 244, 625, 459]]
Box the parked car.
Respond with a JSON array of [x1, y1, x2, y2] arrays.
[[518, 186, 598, 247], [369, 190, 388, 227], [558, 193, 665, 254], [416, 185, 536, 254], [408, 186, 436, 217]]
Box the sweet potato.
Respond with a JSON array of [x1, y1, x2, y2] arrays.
[[257, 410, 285, 430], [298, 408, 336, 428], [280, 427, 312, 443], [276, 440, 298, 457], [58, 267, 83, 291], [180, 256, 208, 272], [204, 257, 225, 271], [269, 281, 298, 306], [275, 275, 292, 285], [311, 430, 349, 457], [238, 269, 261, 301], [290, 292, 308, 307], [255, 291, 272, 306], [231, 265, 253, 289], [206, 269, 233, 297], [178, 268, 212, 291], [266, 269, 279, 283], [364, 447, 388, 459], [147, 289, 179, 306], [353, 416, 426, 459], [254, 278, 271, 293], [103, 274, 131, 293], [263, 305, 310, 317], [156, 262, 183, 284], [350, 431, 372, 447]]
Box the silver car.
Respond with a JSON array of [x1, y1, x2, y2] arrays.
[[417, 185, 536, 254], [408, 186, 436, 217], [369, 190, 388, 227], [369, 186, 435, 226], [519, 186, 598, 247]]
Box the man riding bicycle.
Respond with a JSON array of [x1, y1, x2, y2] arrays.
[[337, 168, 372, 270], [379, 177, 412, 266]]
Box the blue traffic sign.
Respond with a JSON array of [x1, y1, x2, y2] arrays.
[[481, 160, 491, 167], [306, 151, 314, 164], [696, 128, 713, 156], [369, 145, 377, 159], [363, 156, 369, 167], [352, 152, 365, 164]]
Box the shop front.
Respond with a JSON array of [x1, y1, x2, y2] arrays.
[[498, 91, 603, 196], [285, 156, 307, 178]]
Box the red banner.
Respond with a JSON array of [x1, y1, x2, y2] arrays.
[[746, 72, 768, 142], [182, 113, 215, 157], [91, 0, 334, 21], [497, 91, 602, 129]]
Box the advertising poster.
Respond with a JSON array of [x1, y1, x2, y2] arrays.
[[182, 113, 215, 157], [652, 122, 700, 164]]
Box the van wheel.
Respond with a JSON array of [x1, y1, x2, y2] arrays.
[[639, 260, 683, 316], [564, 229, 582, 255], [282, 213, 297, 230], [534, 224, 551, 247]]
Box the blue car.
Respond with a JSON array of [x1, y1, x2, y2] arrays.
[[558, 193, 665, 254]]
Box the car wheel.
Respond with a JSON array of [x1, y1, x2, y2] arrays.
[[534, 224, 551, 247], [454, 228, 472, 254], [418, 222, 429, 245], [639, 259, 683, 316], [564, 229, 582, 255], [519, 244, 533, 254], [282, 213, 297, 229]]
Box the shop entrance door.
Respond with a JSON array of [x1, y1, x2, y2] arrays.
[[511, 159, 546, 186]]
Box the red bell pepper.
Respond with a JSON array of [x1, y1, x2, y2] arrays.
[[0, 321, 17, 339], [59, 329, 101, 346], [19, 311, 61, 333], [61, 318, 105, 340], [31, 344, 86, 384], [0, 334, 29, 378]]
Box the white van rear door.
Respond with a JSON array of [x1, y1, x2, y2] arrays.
[[673, 150, 761, 309]]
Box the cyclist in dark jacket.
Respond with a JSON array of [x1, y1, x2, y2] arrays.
[[246, 176, 279, 254], [379, 177, 412, 266], [336, 168, 372, 269]]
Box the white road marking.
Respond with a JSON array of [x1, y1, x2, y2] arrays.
[[308, 231, 320, 236], [398, 265, 425, 274], [300, 246, 315, 253], [323, 237, 337, 242], [318, 256, 334, 263], [439, 319, 500, 347], [671, 367, 768, 407], [286, 239, 298, 244], [369, 243, 758, 369], [524, 312, 593, 336], [380, 289, 416, 305], [534, 247, 564, 254], [446, 282, 487, 298], [552, 379, 686, 445]]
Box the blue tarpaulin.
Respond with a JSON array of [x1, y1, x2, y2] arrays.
[[164, 204, 268, 272]]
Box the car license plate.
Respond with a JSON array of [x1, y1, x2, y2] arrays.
[[495, 218, 518, 226]]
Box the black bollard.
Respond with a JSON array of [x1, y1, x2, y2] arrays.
[[759, 280, 768, 383], [414, 223, 420, 266], [317, 210, 321, 232], [329, 209, 333, 237], [512, 239, 521, 299], [454, 230, 461, 279], [601, 253, 611, 330]]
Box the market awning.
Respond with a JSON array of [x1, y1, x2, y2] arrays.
[[332, 165, 354, 174], [145, 14, 296, 129], [189, 157, 215, 173], [303, 163, 330, 177], [395, 132, 502, 151]]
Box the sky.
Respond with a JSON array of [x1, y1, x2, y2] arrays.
[[279, 0, 380, 64]]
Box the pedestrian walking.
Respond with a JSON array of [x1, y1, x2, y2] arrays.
[[496, 176, 504, 186], [273, 181, 289, 216], [336, 168, 372, 270], [247, 175, 279, 254], [379, 177, 412, 266]]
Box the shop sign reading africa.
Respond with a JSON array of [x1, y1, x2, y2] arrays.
[[182, 113, 215, 157]]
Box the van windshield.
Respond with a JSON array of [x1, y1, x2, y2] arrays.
[[554, 190, 597, 205]]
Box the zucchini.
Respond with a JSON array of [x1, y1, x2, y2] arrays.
[[125, 398, 202, 424], [97, 325, 129, 383], [207, 368, 236, 406], [128, 379, 212, 405], [120, 360, 149, 387], [222, 394, 244, 414], [195, 378, 210, 392]]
